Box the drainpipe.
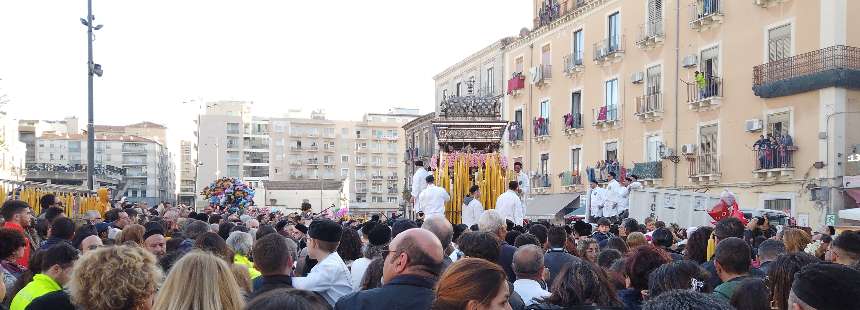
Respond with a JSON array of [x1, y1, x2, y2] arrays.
[[673, 0, 681, 188], [528, 44, 535, 177]]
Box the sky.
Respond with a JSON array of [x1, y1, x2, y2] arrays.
[[0, 0, 533, 152]]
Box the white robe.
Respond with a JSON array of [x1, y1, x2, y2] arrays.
[[517, 171, 531, 198], [417, 184, 450, 218], [496, 190, 524, 225], [605, 180, 622, 217], [462, 198, 485, 227], [293, 252, 353, 305], [411, 167, 429, 209], [590, 187, 608, 219]]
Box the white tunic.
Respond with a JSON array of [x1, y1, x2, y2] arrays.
[[517, 171, 531, 198], [496, 190, 524, 225], [590, 187, 608, 219], [461, 198, 485, 227], [411, 167, 429, 209], [293, 252, 353, 305], [417, 184, 450, 218], [513, 279, 551, 306], [605, 180, 622, 217]]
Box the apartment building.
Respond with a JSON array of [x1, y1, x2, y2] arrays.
[[18, 117, 78, 164], [178, 140, 197, 206], [0, 112, 26, 181], [503, 0, 860, 225], [269, 109, 419, 214], [434, 38, 512, 112], [32, 132, 175, 204]]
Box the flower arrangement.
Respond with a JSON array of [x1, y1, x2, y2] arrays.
[[200, 177, 256, 214], [804, 240, 823, 256]]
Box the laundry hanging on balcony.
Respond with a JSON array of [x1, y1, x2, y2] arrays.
[[597, 106, 608, 121]]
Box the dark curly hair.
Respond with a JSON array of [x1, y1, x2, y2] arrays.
[[684, 226, 713, 264], [648, 260, 712, 297], [543, 260, 623, 308], [337, 228, 363, 261], [0, 227, 26, 260], [625, 245, 670, 292], [514, 233, 541, 248], [767, 252, 819, 310], [458, 231, 501, 262]]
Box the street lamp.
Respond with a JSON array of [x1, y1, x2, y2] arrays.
[[81, 0, 104, 190]]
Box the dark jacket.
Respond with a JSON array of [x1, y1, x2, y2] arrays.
[[500, 242, 518, 282], [617, 288, 642, 310], [38, 237, 71, 251], [543, 249, 581, 286], [702, 259, 765, 288], [334, 274, 436, 310], [25, 290, 75, 310], [250, 274, 293, 300], [527, 304, 622, 310]]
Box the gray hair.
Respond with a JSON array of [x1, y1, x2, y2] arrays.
[[226, 231, 254, 256], [513, 244, 544, 276], [421, 215, 454, 248], [84, 210, 101, 221], [183, 220, 210, 240], [478, 210, 505, 234]]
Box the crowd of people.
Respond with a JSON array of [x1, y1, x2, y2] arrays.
[[753, 132, 795, 170], [1, 192, 860, 310]]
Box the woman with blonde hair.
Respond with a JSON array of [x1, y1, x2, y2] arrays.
[[68, 245, 162, 310], [118, 224, 146, 246], [153, 251, 245, 310], [782, 227, 811, 253]]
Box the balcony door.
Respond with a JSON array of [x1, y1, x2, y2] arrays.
[[573, 30, 584, 63], [608, 12, 620, 51], [540, 153, 550, 176], [571, 91, 582, 117], [604, 79, 619, 120], [701, 45, 720, 78], [605, 142, 618, 162], [515, 109, 523, 124], [646, 135, 661, 162], [540, 100, 550, 119]]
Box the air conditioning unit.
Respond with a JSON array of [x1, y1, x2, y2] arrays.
[[745, 119, 763, 132], [682, 55, 698, 68], [681, 144, 696, 155], [631, 71, 645, 84], [659, 144, 675, 158]]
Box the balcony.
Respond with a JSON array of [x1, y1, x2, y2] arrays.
[[753, 0, 790, 8], [562, 113, 584, 136], [687, 76, 723, 111], [630, 161, 663, 185], [372, 175, 384, 180], [126, 171, 148, 178], [635, 21, 665, 49], [533, 117, 550, 142], [688, 153, 721, 183], [306, 158, 320, 166], [753, 45, 860, 98], [593, 35, 625, 65], [289, 146, 302, 152], [588, 160, 623, 184], [507, 73, 526, 96], [689, 0, 724, 32], [290, 160, 303, 166], [323, 146, 335, 153], [563, 53, 585, 77], [531, 64, 552, 87], [592, 105, 621, 130], [532, 174, 552, 194], [534, 0, 562, 29], [122, 146, 147, 154], [635, 92, 663, 121], [753, 145, 797, 179], [558, 170, 584, 192], [372, 161, 383, 167], [508, 122, 524, 146], [387, 175, 398, 181]]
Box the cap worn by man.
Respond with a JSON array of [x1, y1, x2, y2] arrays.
[[790, 263, 860, 310], [293, 219, 351, 306]]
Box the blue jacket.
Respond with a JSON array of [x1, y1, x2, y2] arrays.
[[543, 249, 582, 286], [500, 242, 518, 282], [334, 275, 436, 310]]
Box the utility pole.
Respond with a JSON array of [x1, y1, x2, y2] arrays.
[[82, 0, 103, 190]]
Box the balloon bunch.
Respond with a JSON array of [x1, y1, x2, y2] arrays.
[[200, 177, 256, 215]]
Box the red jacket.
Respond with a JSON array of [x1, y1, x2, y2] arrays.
[[2, 221, 30, 268]]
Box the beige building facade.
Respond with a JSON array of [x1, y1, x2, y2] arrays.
[[503, 0, 860, 226], [178, 140, 197, 206]]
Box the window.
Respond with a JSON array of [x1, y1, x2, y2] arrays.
[[608, 12, 620, 50], [486, 67, 495, 93], [515, 109, 523, 124], [541, 45, 551, 65], [605, 79, 619, 120], [388, 157, 397, 166], [768, 23, 791, 62], [540, 153, 550, 176], [573, 30, 584, 63], [767, 111, 791, 136], [372, 196, 384, 203], [341, 155, 349, 163], [764, 198, 791, 214], [387, 197, 398, 203], [456, 82, 462, 96], [341, 168, 349, 177], [226, 123, 241, 134], [699, 124, 719, 155], [701, 45, 720, 77], [226, 165, 240, 177], [570, 148, 581, 173], [540, 100, 550, 119], [605, 142, 618, 161], [648, 0, 663, 25], [646, 135, 661, 162], [646, 65, 661, 95], [571, 91, 582, 116], [515, 57, 524, 73]]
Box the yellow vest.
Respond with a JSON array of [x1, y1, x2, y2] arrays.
[[234, 253, 262, 280], [10, 274, 62, 310]]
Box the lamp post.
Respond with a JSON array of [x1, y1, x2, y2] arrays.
[[81, 0, 103, 190]]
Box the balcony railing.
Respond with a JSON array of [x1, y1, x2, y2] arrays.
[[533, 174, 551, 189], [753, 145, 797, 171], [586, 160, 622, 183], [535, 0, 562, 28], [533, 117, 550, 137], [592, 105, 620, 127], [630, 161, 663, 180], [507, 73, 526, 95], [686, 76, 723, 109], [558, 170, 583, 187], [635, 92, 663, 120], [688, 153, 721, 178], [563, 113, 583, 130], [635, 21, 665, 48], [753, 45, 860, 98], [593, 35, 625, 63], [508, 122, 524, 143], [532, 64, 552, 85], [563, 52, 585, 75], [690, 0, 724, 30]]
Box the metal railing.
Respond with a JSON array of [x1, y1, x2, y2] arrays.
[[593, 35, 625, 61], [508, 122, 524, 142], [558, 170, 583, 187], [686, 76, 723, 103], [688, 153, 720, 176], [533, 117, 550, 137], [541, 64, 553, 80], [593, 105, 619, 125], [630, 161, 663, 179], [754, 146, 797, 170], [753, 45, 860, 86], [563, 113, 583, 129], [563, 52, 584, 73], [690, 0, 723, 24], [533, 174, 551, 188], [636, 20, 664, 45], [636, 92, 663, 115]]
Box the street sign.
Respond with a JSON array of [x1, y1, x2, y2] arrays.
[[825, 214, 837, 226]]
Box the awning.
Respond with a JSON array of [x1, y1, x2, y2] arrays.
[[526, 193, 581, 220], [565, 207, 587, 218], [845, 188, 860, 207], [839, 207, 860, 222]]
